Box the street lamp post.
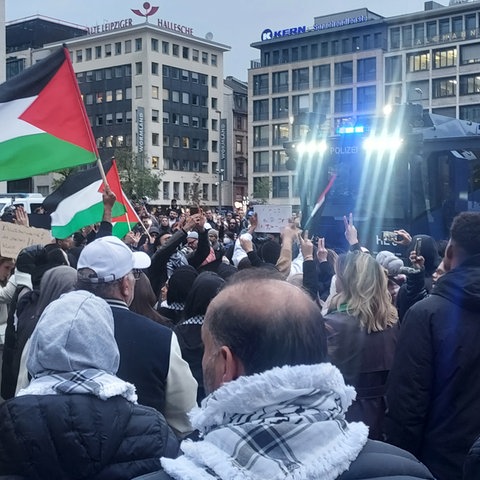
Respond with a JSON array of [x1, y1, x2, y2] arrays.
[[216, 168, 224, 214]]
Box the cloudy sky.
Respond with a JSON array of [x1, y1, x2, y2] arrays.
[[6, 0, 438, 80]]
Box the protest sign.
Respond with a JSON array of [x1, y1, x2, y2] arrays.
[[0, 222, 52, 259], [253, 205, 292, 233]]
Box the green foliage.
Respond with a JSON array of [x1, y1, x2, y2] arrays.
[[252, 177, 272, 204], [113, 149, 163, 201], [185, 173, 204, 206], [51, 167, 83, 191]]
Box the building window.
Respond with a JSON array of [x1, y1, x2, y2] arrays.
[[385, 56, 402, 83], [272, 97, 289, 119], [95, 46, 101, 59], [460, 74, 480, 95], [192, 49, 199, 61], [173, 44, 179, 56], [253, 151, 269, 172], [151, 38, 159, 51], [414, 23, 425, 45], [212, 140, 218, 152], [135, 86, 143, 98], [390, 27, 400, 49], [272, 123, 289, 146], [135, 38, 142, 51], [172, 91, 180, 102], [115, 42, 122, 55], [192, 116, 199, 128], [334, 61, 353, 84], [202, 51, 208, 64], [95, 92, 103, 104], [254, 125, 269, 147], [85, 93, 93, 105], [116, 112, 123, 124], [432, 77, 457, 98], [461, 43, 480, 65], [135, 62, 142, 75], [272, 71, 289, 93], [334, 89, 353, 113], [152, 62, 159, 75], [272, 176, 289, 198], [236, 136, 243, 153], [152, 133, 159, 146], [292, 94, 309, 115], [253, 99, 269, 121], [125, 87, 132, 99], [313, 64, 330, 87], [163, 112, 169, 123], [357, 86, 376, 111], [292, 67, 309, 91], [357, 57, 376, 82], [407, 51, 430, 72], [106, 114, 113, 125], [163, 181, 170, 200], [426, 21, 437, 42], [152, 109, 159, 122], [211, 97, 218, 109], [460, 104, 480, 122], [126, 111, 132, 123], [434, 47, 457, 69], [253, 74, 269, 95], [106, 90, 113, 102], [211, 54, 217, 66], [85, 48, 92, 60], [152, 86, 159, 99], [105, 44, 112, 57], [402, 25, 413, 48], [272, 150, 288, 172], [182, 69, 189, 81], [313, 91, 330, 115], [76, 50, 82, 62], [183, 46, 189, 59], [212, 76, 218, 88], [95, 115, 103, 126], [162, 41, 169, 54], [125, 40, 132, 53], [115, 89, 123, 101]]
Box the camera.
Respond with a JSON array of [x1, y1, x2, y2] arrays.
[[382, 231, 402, 243]]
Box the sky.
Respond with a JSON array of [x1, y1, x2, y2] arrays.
[[6, 0, 433, 81]]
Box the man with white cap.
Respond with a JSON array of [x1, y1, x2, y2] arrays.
[[77, 236, 198, 438]]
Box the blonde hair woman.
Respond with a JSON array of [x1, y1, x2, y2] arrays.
[[324, 251, 399, 440]]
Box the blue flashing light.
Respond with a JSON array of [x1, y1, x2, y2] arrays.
[[336, 125, 365, 134]]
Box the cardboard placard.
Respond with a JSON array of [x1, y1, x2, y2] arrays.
[[253, 205, 292, 233], [0, 222, 53, 259]]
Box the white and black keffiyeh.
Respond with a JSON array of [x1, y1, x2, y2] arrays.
[[161, 363, 369, 480], [17, 368, 137, 403]]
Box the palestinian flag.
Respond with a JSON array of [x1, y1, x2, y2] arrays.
[[0, 46, 97, 181], [43, 159, 141, 239]]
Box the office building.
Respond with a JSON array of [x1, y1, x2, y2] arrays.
[[248, 0, 480, 208]]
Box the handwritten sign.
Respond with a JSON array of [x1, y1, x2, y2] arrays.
[[0, 222, 53, 259], [253, 205, 292, 233]]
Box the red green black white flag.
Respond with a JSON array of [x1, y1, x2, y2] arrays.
[[42, 159, 141, 240], [0, 46, 97, 181]]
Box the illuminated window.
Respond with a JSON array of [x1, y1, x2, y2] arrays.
[[116, 89, 123, 101], [106, 91, 113, 102], [433, 47, 457, 69], [152, 156, 159, 169], [95, 92, 103, 104]]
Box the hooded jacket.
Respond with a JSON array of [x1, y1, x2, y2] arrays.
[[385, 254, 480, 480]]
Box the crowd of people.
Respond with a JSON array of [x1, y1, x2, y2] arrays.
[[0, 190, 479, 479]]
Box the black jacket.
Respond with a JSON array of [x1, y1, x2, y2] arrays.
[[131, 440, 434, 480], [0, 394, 179, 480], [385, 254, 480, 480]]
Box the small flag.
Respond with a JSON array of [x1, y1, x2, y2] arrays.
[[0, 46, 97, 181], [43, 160, 140, 239]]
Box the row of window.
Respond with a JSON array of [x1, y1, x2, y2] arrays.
[[253, 176, 291, 198], [95, 134, 132, 149], [253, 58, 377, 96], [162, 181, 218, 202], [72, 37, 218, 67], [77, 65, 131, 82], [253, 86, 377, 119], [84, 88, 131, 105], [261, 32, 384, 68], [389, 12, 480, 49]]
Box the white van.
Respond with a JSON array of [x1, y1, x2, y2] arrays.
[[0, 193, 46, 216]]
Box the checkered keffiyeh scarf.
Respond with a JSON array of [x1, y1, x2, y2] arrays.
[[17, 368, 137, 403], [162, 363, 369, 480]]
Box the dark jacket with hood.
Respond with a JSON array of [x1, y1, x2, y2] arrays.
[[0, 394, 179, 480], [385, 253, 480, 480]]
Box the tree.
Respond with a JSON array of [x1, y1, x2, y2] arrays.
[[113, 149, 162, 201], [185, 173, 205, 207], [252, 177, 272, 204]]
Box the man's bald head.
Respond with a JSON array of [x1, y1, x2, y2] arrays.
[[203, 278, 327, 379]]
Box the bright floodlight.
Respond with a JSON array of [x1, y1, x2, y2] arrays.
[[383, 104, 393, 116], [296, 140, 328, 155], [362, 135, 403, 154]]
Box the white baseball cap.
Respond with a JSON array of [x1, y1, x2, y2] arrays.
[[77, 236, 151, 283]]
